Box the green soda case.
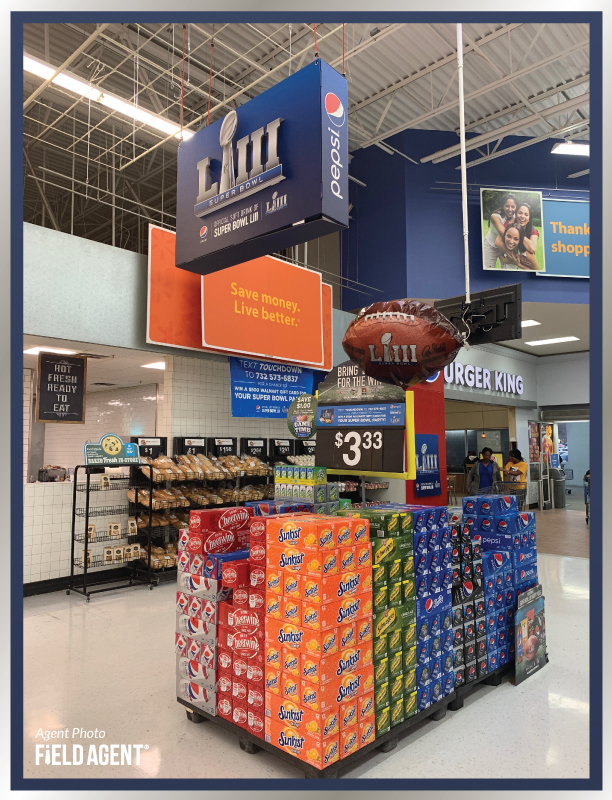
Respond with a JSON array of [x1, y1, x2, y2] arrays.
[[403, 668, 416, 695], [390, 697, 405, 728], [403, 623, 417, 649], [402, 555, 415, 579], [387, 559, 402, 584], [338, 498, 352, 509], [375, 705, 391, 737], [404, 691, 418, 719], [315, 485, 327, 504], [372, 534, 413, 567], [374, 681, 389, 710], [403, 645, 417, 671], [390, 678, 404, 707], [387, 628, 403, 656], [402, 577, 416, 603], [374, 657, 389, 688], [372, 564, 387, 589], [274, 465, 282, 480], [388, 581, 402, 609], [373, 634, 388, 663], [399, 512, 413, 535], [327, 483, 339, 502], [388, 651, 403, 681], [373, 585, 388, 613], [374, 603, 416, 639], [314, 502, 327, 515]]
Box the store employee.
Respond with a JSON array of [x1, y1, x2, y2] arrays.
[[466, 447, 501, 493]]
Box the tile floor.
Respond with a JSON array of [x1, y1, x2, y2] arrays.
[[22, 550, 589, 781]]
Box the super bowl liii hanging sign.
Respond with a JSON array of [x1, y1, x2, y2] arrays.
[[287, 395, 317, 440]]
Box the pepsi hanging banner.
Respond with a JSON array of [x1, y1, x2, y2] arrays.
[[175, 60, 348, 276], [414, 434, 441, 497], [230, 357, 313, 419]]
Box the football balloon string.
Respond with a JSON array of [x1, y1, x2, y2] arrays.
[[342, 300, 464, 389]]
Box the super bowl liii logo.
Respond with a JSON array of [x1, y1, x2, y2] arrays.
[[195, 109, 284, 218]]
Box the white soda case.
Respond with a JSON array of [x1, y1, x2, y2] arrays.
[[176, 657, 218, 690], [175, 614, 218, 644], [175, 678, 216, 715], [187, 639, 217, 669], [176, 572, 230, 601]]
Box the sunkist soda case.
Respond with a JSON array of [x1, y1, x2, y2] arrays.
[[263, 513, 374, 768]]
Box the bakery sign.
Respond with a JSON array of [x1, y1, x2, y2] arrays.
[[36, 352, 86, 423], [175, 59, 348, 276]]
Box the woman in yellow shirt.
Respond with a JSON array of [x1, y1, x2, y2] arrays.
[[504, 449, 528, 483]]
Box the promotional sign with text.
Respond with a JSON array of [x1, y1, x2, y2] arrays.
[[230, 357, 313, 419], [36, 353, 86, 424], [147, 226, 332, 369], [175, 60, 348, 275], [414, 434, 441, 498], [538, 198, 589, 278]]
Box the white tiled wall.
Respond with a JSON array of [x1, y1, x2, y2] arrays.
[[170, 355, 290, 441], [24, 369, 33, 484], [24, 482, 73, 583], [43, 383, 160, 471]]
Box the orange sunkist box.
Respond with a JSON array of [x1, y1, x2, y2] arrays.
[[320, 595, 372, 630], [282, 647, 301, 677], [321, 570, 372, 603], [340, 727, 360, 759], [351, 518, 370, 544], [312, 519, 338, 550], [339, 546, 357, 573], [264, 668, 281, 695], [334, 517, 354, 548], [358, 691, 374, 722], [358, 718, 375, 748], [265, 618, 305, 651], [300, 645, 373, 687], [356, 616, 373, 644], [266, 568, 283, 595], [265, 691, 324, 738], [356, 542, 372, 570], [300, 665, 375, 712], [265, 593, 282, 619], [264, 719, 339, 770], [301, 627, 340, 656], [281, 672, 300, 704], [340, 696, 358, 730], [264, 642, 281, 671], [283, 572, 301, 599], [282, 596, 302, 626], [301, 575, 322, 604], [265, 517, 316, 549], [266, 545, 307, 575], [322, 549, 340, 577]]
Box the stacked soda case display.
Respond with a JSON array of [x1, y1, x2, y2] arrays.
[[459, 495, 539, 676], [262, 513, 374, 769], [272, 464, 353, 515]]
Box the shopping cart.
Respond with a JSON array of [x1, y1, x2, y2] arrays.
[[474, 481, 528, 511], [583, 476, 590, 524]]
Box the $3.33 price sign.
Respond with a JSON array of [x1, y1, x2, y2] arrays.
[[317, 427, 404, 473]]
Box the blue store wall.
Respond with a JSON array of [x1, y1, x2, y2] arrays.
[[341, 129, 589, 311]]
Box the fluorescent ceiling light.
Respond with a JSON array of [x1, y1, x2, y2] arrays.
[[23, 54, 194, 141], [525, 337, 580, 347], [551, 142, 589, 156], [521, 320, 541, 328], [24, 346, 77, 355], [141, 362, 165, 369]]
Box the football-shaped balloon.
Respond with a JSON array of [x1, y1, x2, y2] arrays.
[[342, 299, 463, 388]]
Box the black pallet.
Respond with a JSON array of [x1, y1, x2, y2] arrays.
[[447, 663, 513, 711], [178, 691, 456, 779]]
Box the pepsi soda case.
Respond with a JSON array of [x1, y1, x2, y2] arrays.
[[416, 577, 428, 599], [414, 533, 428, 555], [477, 495, 518, 516], [512, 546, 538, 569], [462, 497, 478, 514], [497, 609, 507, 629], [427, 550, 443, 572], [415, 553, 429, 576], [454, 666, 465, 688], [461, 542, 472, 562], [480, 533, 516, 552], [417, 685, 432, 711], [486, 614, 497, 635], [465, 661, 477, 683], [464, 621, 476, 642], [473, 576, 484, 599], [448, 507, 463, 525], [460, 525, 472, 545], [515, 511, 536, 531], [477, 656, 488, 678], [504, 570, 514, 590], [472, 542, 482, 560], [417, 641, 432, 664], [485, 596, 495, 615], [453, 645, 464, 668], [439, 527, 451, 548], [416, 588, 452, 618], [431, 657, 442, 680], [452, 605, 463, 627], [483, 551, 512, 576], [461, 561, 473, 581], [442, 652, 453, 674], [476, 637, 487, 659], [494, 573, 504, 592], [462, 514, 478, 529], [462, 601, 475, 622], [452, 567, 462, 588], [440, 548, 452, 570], [452, 626, 464, 648], [508, 640, 515, 660], [475, 617, 487, 638], [487, 650, 499, 672], [442, 629, 454, 652], [506, 607, 515, 627], [484, 576, 495, 596], [514, 565, 538, 586], [450, 526, 461, 546], [473, 560, 483, 580], [477, 514, 516, 535], [464, 641, 476, 662], [431, 635, 442, 657], [439, 508, 449, 526], [429, 614, 442, 637], [443, 671, 454, 696], [487, 632, 497, 652], [416, 663, 432, 687], [431, 679, 442, 704], [497, 628, 508, 649], [505, 588, 516, 608], [494, 590, 506, 610], [441, 609, 452, 631], [427, 529, 442, 551]]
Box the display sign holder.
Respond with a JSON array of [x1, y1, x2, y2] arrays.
[[269, 438, 294, 460], [295, 439, 317, 457], [130, 436, 167, 461], [173, 437, 207, 457], [207, 437, 238, 458], [239, 438, 268, 459]]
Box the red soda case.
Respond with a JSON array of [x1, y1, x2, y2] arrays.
[[222, 559, 249, 590], [217, 696, 233, 721]]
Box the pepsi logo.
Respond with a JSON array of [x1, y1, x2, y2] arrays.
[[463, 581, 473, 597], [520, 553, 525, 562], [493, 554, 504, 568], [199, 225, 208, 240], [425, 598, 433, 612], [325, 92, 345, 127], [498, 521, 507, 531], [481, 519, 491, 530], [521, 570, 526, 579]]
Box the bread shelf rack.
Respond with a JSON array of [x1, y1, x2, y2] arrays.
[[75, 478, 131, 493], [68, 463, 156, 602]]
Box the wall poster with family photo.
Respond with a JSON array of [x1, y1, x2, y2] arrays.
[[481, 188, 546, 272]]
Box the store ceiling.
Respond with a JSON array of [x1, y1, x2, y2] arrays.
[[23, 21, 589, 253], [497, 301, 589, 356], [23, 335, 166, 392]]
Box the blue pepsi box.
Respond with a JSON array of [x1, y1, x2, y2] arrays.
[[486, 613, 497, 635], [498, 643, 510, 666], [442, 651, 453, 674], [484, 575, 496, 596], [472, 542, 482, 560], [411, 510, 429, 533], [439, 527, 451, 548], [494, 590, 506, 610], [414, 532, 428, 555], [416, 576, 429, 599], [520, 530, 537, 549], [427, 571, 444, 594], [442, 568, 453, 591], [504, 570, 514, 590], [443, 671, 454, 696], [415, 552, 429, 576], [515, 511, 536, 531], [442, 629, 454, 652], [427, 549, 443, 572], [487, 632, 497, 652], [438, 508, 449, 527], [477, 514, 516, 535], [430, 656, 443, 680], [417, 685, 432, 711], [453, 666, 465, 688], [463, 513, 478, 529], [508, 640, 515, 661], [417, 640, 432, 664], [473, 559, 483, 580], [487, 650, 499, 672], [202, 549, 249, 580], [416, 588, 452, 619], [485, 595, 495, 614], [514, 565, 538, 586], [431, 635, 443, 657], [440, 547, 452, 570], [417, 616, 434, 643], [416, 662, 432, 688], [497, 628, 508, 649], [480, 532, 516, 552], [450, 525, 461, 546], [452, 626, 464, 648], [477, 495, 518, 516], [430, 678, 443, 704], [482, 551, 512, 576], [505, 588, 516, 607], [496, 609, 507, 629], [427, 529, 443, 551], [462, 496, 479, 514], [506, 606, 515, 627]]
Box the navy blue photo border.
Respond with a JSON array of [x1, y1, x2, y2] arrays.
[[12, 10, 602, 791]]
